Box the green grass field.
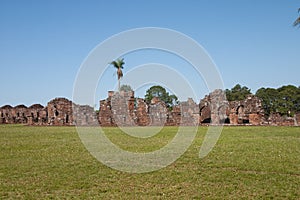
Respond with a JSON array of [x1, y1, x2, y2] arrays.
[[0, 125, 299, 199]]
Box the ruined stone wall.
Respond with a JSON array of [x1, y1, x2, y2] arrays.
[[228, 95, 265, 125], [111, 91, 136, 126], [47, 98, 73, 126], [73, 104, 98, 126], [98, 98, 114, 126], [1, 90, 299, 126], [99, 91, 145, 126], [165, 105, 181, 126], [0, 105, 29, 124], [199, 90, 229, 125], [27, 104, 47, 125], [97, 90, 274, 126], [98, 92, 202, 126], [199, 91, 267, 125], [148, 97, 168, 126], [179, 98, 199, 126], [135, 98, 150, 126], [268, 113, 295, 126], [0, 104, 47, 125], [296, 113, 300, 126], [13, 105, 28, 123], [0, 105, 14, 124]]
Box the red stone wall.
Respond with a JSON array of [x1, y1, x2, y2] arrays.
[[47, 98, 73, 126], [1, 90, 299, 127]]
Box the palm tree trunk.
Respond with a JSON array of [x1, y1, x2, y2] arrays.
[[118, 79, 120, 92]]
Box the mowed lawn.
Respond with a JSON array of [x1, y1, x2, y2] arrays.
[[0, 125, 299, 199]]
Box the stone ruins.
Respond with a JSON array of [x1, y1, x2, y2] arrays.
[[1, 90, 299, 126]]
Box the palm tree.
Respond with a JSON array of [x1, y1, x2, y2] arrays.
[[294, 8, 300, 27], [110, 58, 125, 91]]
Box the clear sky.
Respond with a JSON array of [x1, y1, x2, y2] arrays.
[[0, 0, 299, 107]]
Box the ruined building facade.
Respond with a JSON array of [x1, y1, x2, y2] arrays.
[[0, 98, 97, 126], [1, 90, 300, 126], [98, 91, 199, 126], [97, 90, 300, 126]]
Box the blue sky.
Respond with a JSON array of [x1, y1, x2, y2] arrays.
[[0, 0, 299, 107]]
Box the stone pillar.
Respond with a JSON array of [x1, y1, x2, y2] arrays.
[[249, 113, 261, 125], [229, 113, 238, 125], [27, 116, 33, 125]]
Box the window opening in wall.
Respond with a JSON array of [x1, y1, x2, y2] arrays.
[[66, 114, 69, 123]]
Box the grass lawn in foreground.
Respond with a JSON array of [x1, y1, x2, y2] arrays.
[[0, 125, 299, 199]]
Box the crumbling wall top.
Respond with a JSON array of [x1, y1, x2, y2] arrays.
[[14, 104, 27, 109], [28, 104, 44, 109], [1, 105, 13, 109]]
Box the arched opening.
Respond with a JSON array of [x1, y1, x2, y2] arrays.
[[200, 105, 211, 124], [55, 110, 59, 117], [236, 105, 248, 124], [224, 118, 230, 124], [200, 106, 210, 116], [201, 118, 211, 123], [220, 117, 230, 124], [199, 106, 205, 116], [236, 105, 244, 115], [218, 105, 229, 124], [242, 119, 249, 124]]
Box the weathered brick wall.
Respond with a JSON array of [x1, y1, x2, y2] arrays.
[[228, 95, 265, 125], [0, 105, 13, 124], [148, 98, 167, 126], [13, 105, 28, 123], [99, 98, 114, 126], [296, 113, 300, 126], [179, 98, 199, 126], [73, 104, 98, 126], [111, 91, 136, 126], [165, 105, 181, 126], [27, 104, 47, 125], [1, 90, 299, 126], [268, 113, 295, 126], [199, 90, 229, 125], [47, 98, 73, 126], [135, 98, 150, 126], [98, 92, 201, 126], [96, 90, 271, 126]]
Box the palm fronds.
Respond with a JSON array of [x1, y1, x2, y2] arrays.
[[110, 58, 125, 69], [110, 58, 125, 91], [294, 8, 300, 27]]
